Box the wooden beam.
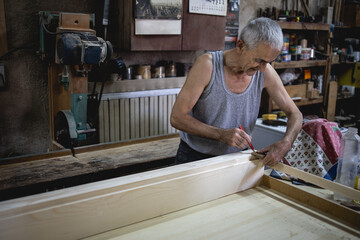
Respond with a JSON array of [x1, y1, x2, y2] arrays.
[[0, 136, 180, 191], [272, 162, 360, 201], [0, 152, 264, 240], [0, 0, 7, 56], [262, 175, 360, 229]]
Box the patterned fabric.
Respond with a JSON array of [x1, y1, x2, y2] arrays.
[[271, 119, 342, 181]]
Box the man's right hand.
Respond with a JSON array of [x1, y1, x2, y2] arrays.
[[219, 127, 252, 149]]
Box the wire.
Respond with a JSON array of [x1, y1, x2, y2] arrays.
[[0, 45, 36, 60]]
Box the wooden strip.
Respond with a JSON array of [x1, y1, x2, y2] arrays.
[[272, 163, 360, 201], [262, 175, 360, 230], [327, 81, 337, 121], [0, 153, 264, 240], [0, 0, 7, 56]]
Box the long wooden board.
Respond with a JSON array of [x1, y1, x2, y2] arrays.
[[0, 136, 180, 191], [0, 152, 264, 240], [84, 186, 359, 240], [272, 162, 360, 201]]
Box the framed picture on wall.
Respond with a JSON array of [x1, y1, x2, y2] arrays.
[[135, 0, 183, 35]]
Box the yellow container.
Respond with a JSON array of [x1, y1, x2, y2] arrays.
[[262, 114, 277, 121]]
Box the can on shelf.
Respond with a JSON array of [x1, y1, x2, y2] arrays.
[[282, 54, 291, 62], [300, 48, 311, 60]]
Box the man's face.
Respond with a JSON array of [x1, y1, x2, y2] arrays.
[[242, 42, 280, 76]]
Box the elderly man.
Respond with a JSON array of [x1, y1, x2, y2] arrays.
[[170, 17, 303, 166]]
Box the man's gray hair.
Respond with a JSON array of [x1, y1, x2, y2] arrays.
[[239, 17, 283, 51]]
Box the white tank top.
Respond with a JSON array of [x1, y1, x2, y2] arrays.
[[180, 51, 264, 155]]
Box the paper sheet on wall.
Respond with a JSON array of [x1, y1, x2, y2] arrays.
[[189, 0, 227, 16], [135, 0, 182, 35]]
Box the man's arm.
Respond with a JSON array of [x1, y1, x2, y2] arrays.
[[258, 64, 303, 166], [170, 54, 251, 149]]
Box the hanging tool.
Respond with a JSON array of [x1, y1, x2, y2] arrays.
[[300, 0, 311, 17]]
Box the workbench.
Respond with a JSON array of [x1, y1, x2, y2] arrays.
[[0, 147, 359, 239]]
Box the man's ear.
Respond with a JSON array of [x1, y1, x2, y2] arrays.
[[236, 40, 246, 52]]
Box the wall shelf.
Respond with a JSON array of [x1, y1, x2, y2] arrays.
[[277, 21, 330, 31], [262, 22, 334, 120], [272, 60, 327, 69], [272, 97, 324, 110], [89, 77, 186, 94]]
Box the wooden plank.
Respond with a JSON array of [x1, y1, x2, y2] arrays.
[[271, 163, 360, 201], [0, 153, 264, 240], [0, 136, 180, 191], [277, 21, 330, 31], [327, 81, 338, 121], [272, 60, 327, 69], [0, 0, 7, 56], [262, 175, 360, 229], [84, 187, 359, 240]]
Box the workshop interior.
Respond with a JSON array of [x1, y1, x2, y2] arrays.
[[0, 0, 360, 238]]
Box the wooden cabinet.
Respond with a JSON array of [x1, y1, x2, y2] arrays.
[[111, 0, 226, 51], [261, 21, 334, 120]]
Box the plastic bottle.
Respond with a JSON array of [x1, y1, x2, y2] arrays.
[[334, 127, 360, 201]]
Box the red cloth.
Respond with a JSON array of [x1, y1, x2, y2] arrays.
[[272, 119, 342, 180]]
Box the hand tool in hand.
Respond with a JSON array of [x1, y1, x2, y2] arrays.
[[239, 125, 255, 152]]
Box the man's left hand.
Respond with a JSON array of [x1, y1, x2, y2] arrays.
[[257, 139, 292, 167]]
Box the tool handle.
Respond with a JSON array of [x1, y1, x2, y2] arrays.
[[102, 0, 110, 26]]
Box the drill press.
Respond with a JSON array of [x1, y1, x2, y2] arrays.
[[39, 12, 112, 151]]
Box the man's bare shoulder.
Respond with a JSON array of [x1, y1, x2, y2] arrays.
[[263, 63, 280, 88], [194, 53, 213, 69]]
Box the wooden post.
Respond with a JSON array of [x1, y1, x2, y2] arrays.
[[327, 81, 338, 121], [0, 0, 7, 56]]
